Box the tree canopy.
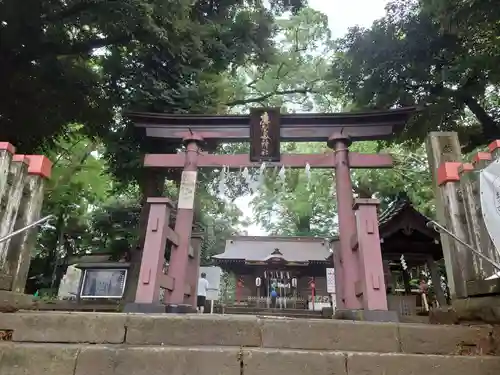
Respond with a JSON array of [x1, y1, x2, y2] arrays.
[[0, 0, 306, 152], [331, 0, 500, 149]]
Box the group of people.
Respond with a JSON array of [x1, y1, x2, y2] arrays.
[[197, 274, 285, 313]]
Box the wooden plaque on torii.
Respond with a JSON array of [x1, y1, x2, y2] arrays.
[[249, 107, 281, 162]]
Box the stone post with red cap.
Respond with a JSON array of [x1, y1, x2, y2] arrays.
[[7, 155, 52, 293], [428, 132, 500, 299], [0, 142, 15, 204], [0, 142, 52, 293], [426, 132, 469, 299]]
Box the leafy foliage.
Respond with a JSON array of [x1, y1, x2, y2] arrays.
[[247, 141, 435, 236], [223, 7, 337, 112], [330, 0, 500, 149], [0, 0, 307, 153], [29, 132, 109, 290]]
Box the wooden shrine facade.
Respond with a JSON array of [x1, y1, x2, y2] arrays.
[[126, 107, 417, 317], [214, 236, 331, 308], [365, 198, 446, 307], [214, 198, 445, 311]]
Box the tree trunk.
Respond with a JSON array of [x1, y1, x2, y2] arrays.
[[296, 216, 311, 235], [50, 215, 66, 290], [461, 94, 500, 140]]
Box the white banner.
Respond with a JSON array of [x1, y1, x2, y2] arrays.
[[326, 268, 336, 293], [479, 159, 500, 257]]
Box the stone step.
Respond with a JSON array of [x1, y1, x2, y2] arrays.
[[0, 312, 495, 355], [223, 306, 322, 314], [1, 343, 499, 375], [227, 310, 325, 319], [223, 307, 324, 319]]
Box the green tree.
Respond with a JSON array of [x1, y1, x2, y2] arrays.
[[249, 142, 435, 236], [0, 0, 307, 153], [330, 0, 500, 149], [30, 131, 110, 291], [250, 143, 337, 236], [223, 6, 337, 112], [350, 142, 435, 216]]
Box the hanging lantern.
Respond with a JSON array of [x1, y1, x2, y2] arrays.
[[255, 277, 261, 287], [291, 278, 297, 288]]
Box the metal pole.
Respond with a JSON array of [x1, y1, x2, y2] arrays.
[[426, 221, 500, 271], [0, 215, 54, 244]]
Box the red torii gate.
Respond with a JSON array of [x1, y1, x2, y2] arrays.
[[125, 107, 416, 319]]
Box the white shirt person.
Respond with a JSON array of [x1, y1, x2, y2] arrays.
[[197, 273, 210, 313]]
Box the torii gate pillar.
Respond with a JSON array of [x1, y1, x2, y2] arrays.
[[328, 134, 361, 310], [164, 134, 203, 308]]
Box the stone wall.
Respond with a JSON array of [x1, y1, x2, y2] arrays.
[[0, 313, 498, 375]]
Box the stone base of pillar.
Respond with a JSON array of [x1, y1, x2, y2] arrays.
[[466, 279, 500, 297], [0, 290, 35, 312], [335, 309, 399, 322], [123, 303, 196, 314], [0, 273, 12, 290], [452, 295, 500, 324]]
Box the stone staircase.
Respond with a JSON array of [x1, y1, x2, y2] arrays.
[[0, 312, 499, 374], [221, 306, 325, 319]]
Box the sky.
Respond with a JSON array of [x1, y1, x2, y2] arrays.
[[235, 0, 389, 235], [308, 0, 388, 38]]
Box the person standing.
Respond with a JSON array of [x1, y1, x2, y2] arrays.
[[270, 288, 278, 308], [197, 272, 209, 313]]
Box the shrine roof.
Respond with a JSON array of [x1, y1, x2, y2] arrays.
[[376, 197, 443, 261], [378, 198, 438, 240], [129, 107, 417, 142], [213, 236, 332, 264]]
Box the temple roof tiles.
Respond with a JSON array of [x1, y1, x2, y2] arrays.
[[213, 236, 331, 263], [377, 197, 438, 240]]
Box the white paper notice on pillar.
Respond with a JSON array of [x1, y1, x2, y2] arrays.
[[480, 159, 500, 257], [178, 171, 197, 209], [326, 268, 336, 293]]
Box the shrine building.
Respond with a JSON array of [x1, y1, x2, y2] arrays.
[[213, 197, 445, 313]]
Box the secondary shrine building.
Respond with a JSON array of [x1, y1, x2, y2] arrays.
[[213, 198, 445, 313]]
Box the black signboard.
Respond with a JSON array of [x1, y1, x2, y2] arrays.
[[249, 107, 281, 162]]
